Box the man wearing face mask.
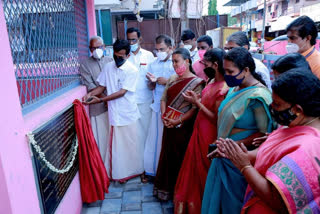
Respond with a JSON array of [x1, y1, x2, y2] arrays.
[[83, 39, 143, 183], [126, 27, 155, 182], [181, 29, 200, 63], [192, 35, 214, 81], [224, 32, 271, 90], [144, 35, 176, 177], [286, 16, 320, 79], [79, 36, 112, 174]]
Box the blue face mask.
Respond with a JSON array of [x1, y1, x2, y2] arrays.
[[224, 69, 245, 87], [130, 43, 139, 52]]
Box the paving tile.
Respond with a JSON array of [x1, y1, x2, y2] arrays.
[[83, 200, 103, 207], [101, 199, 122, 213], [124, 183, 142, 191], [105, 191, 123, 199], [160, 201, 173, 208], [120, 211, 142, 214], [81, 206, 100, 214], [109, 183, 124, 192], [123, 191, 141, 204], [163, 207, 174, 214], [121, 203, 141, 211], [127, 177, 141, 184], [142, 202, 163, 214]]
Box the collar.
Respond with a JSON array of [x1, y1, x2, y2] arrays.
[[302, 46, 316, 58]]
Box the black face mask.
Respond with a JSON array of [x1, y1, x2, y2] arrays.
[[204, 67, 216, 79], [113, 54, 126, 68], [269, 105, 297, 126]]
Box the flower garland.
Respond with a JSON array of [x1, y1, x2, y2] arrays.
[[27, 132, 78, 174]]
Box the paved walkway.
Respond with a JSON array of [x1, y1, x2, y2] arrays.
[[81, 177, 174, 214]]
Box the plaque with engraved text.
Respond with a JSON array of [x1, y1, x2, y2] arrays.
[[31, 106, 78, 214]]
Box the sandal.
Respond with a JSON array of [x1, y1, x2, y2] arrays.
[[140, 173, 149, 183]]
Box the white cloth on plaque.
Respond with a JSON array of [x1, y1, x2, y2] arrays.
[[90, 111, 111, 176], [110, 121, 144, 181], [144, 110, 164, 176]]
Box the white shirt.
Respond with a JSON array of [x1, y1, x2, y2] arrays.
[[149, 58, 176, 112], [253, 58, 272, 90], [190, 48, 200, 64], [97, 60, 140, 126], [127, 48, 155, 104]]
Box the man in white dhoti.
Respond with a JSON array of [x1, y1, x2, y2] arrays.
[[144, 35, 176, 176], [79, 36, 112, 175], [126, 27, 155, 182], [83, 39, 142, 183]]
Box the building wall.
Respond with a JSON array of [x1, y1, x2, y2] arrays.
[[0, 0, 96, 213]]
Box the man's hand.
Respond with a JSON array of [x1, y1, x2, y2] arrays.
[[157, 77, 167, 85], [82, 96, 101, 105], [146, 72, 157, 82]]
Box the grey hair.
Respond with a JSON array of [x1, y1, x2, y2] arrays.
[[226, 31, 250, 49], [89, 36, 104, 45]]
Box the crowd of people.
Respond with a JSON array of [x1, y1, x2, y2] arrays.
[[80, 15, 320, 214]]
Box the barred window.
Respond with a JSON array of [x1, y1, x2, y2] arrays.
[[3, 0, 89, 111]]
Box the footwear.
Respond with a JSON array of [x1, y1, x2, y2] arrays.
[[140, 173, 148, 183]]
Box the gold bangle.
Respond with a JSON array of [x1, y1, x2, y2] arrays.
[[240, 165, 253, 174]]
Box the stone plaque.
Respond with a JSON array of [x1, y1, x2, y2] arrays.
[[30, 106, 78, 214]]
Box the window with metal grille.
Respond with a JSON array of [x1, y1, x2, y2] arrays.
[[3, 0, 89, 112]]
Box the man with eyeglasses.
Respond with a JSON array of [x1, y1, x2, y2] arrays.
[[224, 32, 271, 90], [126, 27, 155, 183], [144, 35, 176, 178], [79, 36, 113, 175]]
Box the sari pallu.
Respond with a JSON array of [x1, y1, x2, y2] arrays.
[[174, 81, 228, 214], [154, 76, 204, 201], [202, 86, 274, 214], [242, 126, 320, 214]]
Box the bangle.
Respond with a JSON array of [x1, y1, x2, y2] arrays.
[[179, 117, 183, 124], [240, 165, 253, 174]]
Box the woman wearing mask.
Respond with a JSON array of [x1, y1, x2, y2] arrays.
[[202, 47, 275, 214], [174, 48, 229, 213], [217, 69, 320, 214], [153, 48, 204, 201]]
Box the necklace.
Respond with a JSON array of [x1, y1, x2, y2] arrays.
[[303, 117, 319, 126]]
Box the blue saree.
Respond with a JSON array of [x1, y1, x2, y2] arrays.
[[201, 86, 274, 214]]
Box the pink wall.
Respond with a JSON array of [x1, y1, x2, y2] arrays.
[[0, 0, 96, 213]]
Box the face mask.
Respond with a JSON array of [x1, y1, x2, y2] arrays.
[[286, 43, 299, 54], [130, 43, 139, 52], [113, 54, 126, 68], [175, 63, 187, 76], [93, 48, 104, 59], [156, 51, 168, 61], [198, 50, 206, 60], [184, 45, 192, 51], [204, 67, 216, 79], [269, 105, 297, 126], [224, 70, 245, 87]]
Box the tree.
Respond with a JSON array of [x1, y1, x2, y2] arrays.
[[208, 0, 218, 16]]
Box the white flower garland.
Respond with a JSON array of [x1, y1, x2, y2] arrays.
[[27, 132, 78, 174]]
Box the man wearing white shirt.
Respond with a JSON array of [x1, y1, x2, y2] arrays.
[[144, 35, 176, 176], [224, 31, 272, 90], [126, 27, 155, 182], [181, 29, 200, 63], [83, 39, 143, 183]]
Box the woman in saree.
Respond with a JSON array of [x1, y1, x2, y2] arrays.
[[217, 70, 320, 213], [202, 47, 275, 214], [174, 48, 229, 213], [153, 48, 205, 201]]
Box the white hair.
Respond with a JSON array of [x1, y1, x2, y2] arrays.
[[89, 36, 104, 45]]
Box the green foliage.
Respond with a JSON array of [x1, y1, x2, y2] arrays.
[[208, 0, 218, 15], [228, 14, 237, 26]]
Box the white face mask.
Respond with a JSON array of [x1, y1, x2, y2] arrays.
[[156, 51, 168, 61], [93, 48, 104, 59], [130, 43, 139, 52], [184, 44, 192, 51], [286, 43, 300, 54]]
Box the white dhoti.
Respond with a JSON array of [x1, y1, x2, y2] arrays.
[[137, 102, 152, 148], [110, 121, 144, 181], [144, 110, 164, 176], [90, 111, 110, 175]]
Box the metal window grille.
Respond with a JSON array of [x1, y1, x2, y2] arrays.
[[3, 0, 89, 110]]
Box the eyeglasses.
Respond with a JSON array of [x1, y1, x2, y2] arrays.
[[89, 45, 104, 51], [127, 38, 138, 43]]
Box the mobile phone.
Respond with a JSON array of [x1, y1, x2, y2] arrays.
[[208, 144, 217, 154], [86, 97, 93, 102]]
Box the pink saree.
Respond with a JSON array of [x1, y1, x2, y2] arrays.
[[242, 126, 320, 214]]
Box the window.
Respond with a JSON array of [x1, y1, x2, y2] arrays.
[[3, 0, 89, 109]]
